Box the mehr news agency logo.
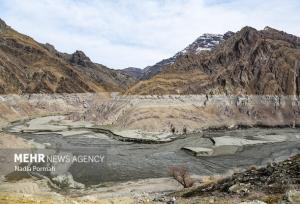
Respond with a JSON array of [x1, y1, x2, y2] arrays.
[[13, 153, 105, 172]]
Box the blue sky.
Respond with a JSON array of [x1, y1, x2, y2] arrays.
[[1, 0, 300, 69]]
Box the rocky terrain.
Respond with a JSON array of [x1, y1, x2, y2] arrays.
[[141, 32, 234, 80], [178, 154, 300, 204], [1, 17, 300, 96], [0, 16, 300, 204], [127, 27, 300, 95], [118, 32, 232, 81], [0, 19, 136, 94]]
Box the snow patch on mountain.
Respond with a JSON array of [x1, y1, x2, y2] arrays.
[[141, 31, 234, 79]]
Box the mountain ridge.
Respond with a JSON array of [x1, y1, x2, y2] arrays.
[[141, 31, 234, 80], [0, 17, 299, 96], [0, 18, 136, 94], [126, 26, 300, 95]]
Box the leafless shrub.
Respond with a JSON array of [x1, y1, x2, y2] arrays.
[[168, 166, 194, 188]]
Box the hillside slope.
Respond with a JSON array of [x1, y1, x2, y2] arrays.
[[127, 27, 300, 95], [0, 19, 135, 94]]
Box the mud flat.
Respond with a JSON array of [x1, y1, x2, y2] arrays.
[[3, 116, 300, 186], [182, 135, 291, 156], [7, 115, 177, 144], [0, 94, 300, 202], [0, 117, 299, 204]]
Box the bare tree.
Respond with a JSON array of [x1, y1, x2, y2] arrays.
[[168, 166, 194, 188]]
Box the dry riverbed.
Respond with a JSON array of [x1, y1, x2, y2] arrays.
[[0, 109, 299, 203]]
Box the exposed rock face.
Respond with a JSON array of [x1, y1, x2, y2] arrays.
[[212, 26, 300, 95], [70, 50, 93, 67], [1, 94, 299, 133], [69, 95, 300, 133], [141, 32, 234, 80], [0, 93, 115, 130], [0, 18, 136, 94], [127, 27, 300, 95]]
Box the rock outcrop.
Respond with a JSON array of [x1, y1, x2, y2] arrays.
[[69, 50, 93, 67]]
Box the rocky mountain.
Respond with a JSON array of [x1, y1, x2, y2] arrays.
[[141, 32, 234, 80], [0, 18, 135, 94], [120, 67, 144, 79], [119, 32, 231, 81], [1, 17, 299, 96], [63, 50, 136, 92], [127, 26, 300, 95]]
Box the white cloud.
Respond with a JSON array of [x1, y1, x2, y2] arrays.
[[0, 0, 300, 68]]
